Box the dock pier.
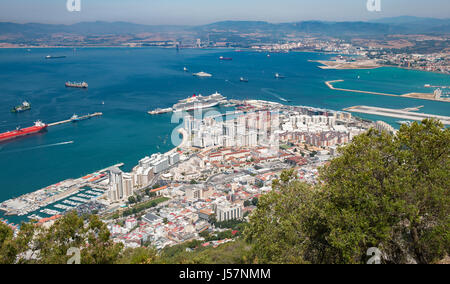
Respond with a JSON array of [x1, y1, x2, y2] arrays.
[[48, 112, 103, 127]]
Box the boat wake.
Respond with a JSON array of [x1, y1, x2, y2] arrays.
[[225, 79, 239, 87], [261, 88, 289, 102], [0, 141, 74, 154]]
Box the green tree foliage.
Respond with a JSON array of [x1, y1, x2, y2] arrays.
[[0, 211, 123, 264], [214, 219, 247, 231], [128, 196, 136, 204], [245, 120, 450, 264], [156, 239, 252, 264], [117, 247, 159, 264], [0, 223, 14, 264]]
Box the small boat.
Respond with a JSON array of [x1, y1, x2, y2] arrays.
[[240, 77, 249, 83], [71, 114, 91, 122], [71, 114, 80, 122], [183, 67, 188, 72]]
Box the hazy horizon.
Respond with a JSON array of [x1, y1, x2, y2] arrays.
[[0, 0, 449, 25]]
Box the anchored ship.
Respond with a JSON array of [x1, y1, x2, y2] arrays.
[[0, 121, 47, 142], [65, 81, 88, 88], [172, 92, 226, 112], [193, 71, 212, 77], [11, 101, 31, 113]]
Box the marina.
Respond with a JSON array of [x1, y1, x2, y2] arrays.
[[343, 105, 450, 125], [0, 163, 120, 217], [62, 200, 81, 206]]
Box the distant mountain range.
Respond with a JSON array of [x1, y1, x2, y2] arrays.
[[0, 16, 448, 42]]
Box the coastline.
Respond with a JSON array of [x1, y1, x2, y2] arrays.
[[0, 47, 448, 225], [1, 45, 447, 75]]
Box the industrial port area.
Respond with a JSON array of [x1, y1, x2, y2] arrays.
[[2, 84, 449, 244], [1, 97, 379, 247], [1, 81, 449, 245]]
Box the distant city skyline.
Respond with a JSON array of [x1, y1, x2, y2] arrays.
[[0, 0, 449, 25]]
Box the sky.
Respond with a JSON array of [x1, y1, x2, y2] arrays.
[[0, 0, 449, 25]]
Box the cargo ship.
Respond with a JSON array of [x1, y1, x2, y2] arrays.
[[172, 92, 226, 112], [219, 56, 233, 61], [11, 101, 31, 113], [275, 73, 286, 79], [65, 81, 88, 88], [0, 121, 47, 142], [240, 77, 249, 83]]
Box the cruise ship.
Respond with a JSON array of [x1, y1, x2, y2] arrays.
[[193, 71, 212, 77], [172, 92, 226, 112]]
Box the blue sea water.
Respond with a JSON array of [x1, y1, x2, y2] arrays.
[[0, 47, 449, 217]]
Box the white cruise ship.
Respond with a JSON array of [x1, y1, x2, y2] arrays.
[[172, 92, 226, 112]]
